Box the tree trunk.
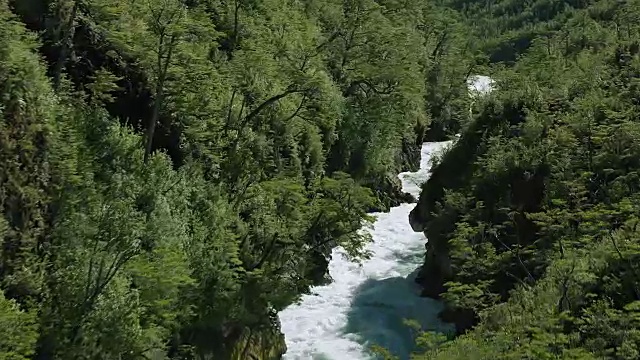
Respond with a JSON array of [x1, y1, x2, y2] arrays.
[[144, 82, 163, 163], [52, 0, 78, 90], [144, 35, 176, 163]]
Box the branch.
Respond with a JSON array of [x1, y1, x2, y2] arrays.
[[238, 96, 246, 122], [609, 232, 640, 300], [231, 173, 258, 209], [305, 237, 337, 255], [505, 271, 529, 288], [247, 233, 279, 271], [557, 261, 575, 312], [431, 28, 450, 60], [297, 32, 345, 71], [344, 79, 395, 97], [493, 230, 534, 283], [317, 31, 343, 51], [223, 89, 237, 136], [244, 87, 306, 125], [228, 87, 308, 154], [282, 94, 307, 123]]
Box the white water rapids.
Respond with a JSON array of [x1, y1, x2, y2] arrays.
[[279, 76, 494, 360], [278, 141, 454, 360]]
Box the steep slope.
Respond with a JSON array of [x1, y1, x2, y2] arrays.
[[280, 141, 454, 359], [410, 0, 640, 358], [0, 0, 481, 358]]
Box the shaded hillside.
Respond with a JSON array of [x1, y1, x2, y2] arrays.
[[409, 0, 640, 358]]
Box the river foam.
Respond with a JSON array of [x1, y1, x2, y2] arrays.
[[278, 141, 453, 360]]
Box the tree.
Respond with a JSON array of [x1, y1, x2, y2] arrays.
[[142, 0, 186, 163], [0, 290, 38, 360], [48, 0, 80, 89], [0, 0, 55, 303]]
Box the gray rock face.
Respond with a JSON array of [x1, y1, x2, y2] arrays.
[[408, 207, 425, 232]]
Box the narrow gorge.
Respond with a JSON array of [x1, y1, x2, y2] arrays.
[[278, 76, 492, 359], [280, 141, 453, 360], [4, 0, 640, 359]]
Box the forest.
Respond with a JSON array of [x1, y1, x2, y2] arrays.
[[408, 0, 640, 359], [5, 0, 640, 359], [0, 0, 475, 359]]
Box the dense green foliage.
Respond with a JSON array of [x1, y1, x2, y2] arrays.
[[0, 0, 478, 358], [410, 0, 640, 358]]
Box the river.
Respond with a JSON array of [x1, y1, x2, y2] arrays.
[[278, 76, 493, 360], [278, 141, 454, 360]]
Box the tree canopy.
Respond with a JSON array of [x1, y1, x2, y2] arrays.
[[0, 0, 478, 358], [409, 0, 640, 359]]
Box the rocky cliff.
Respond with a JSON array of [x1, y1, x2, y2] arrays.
[[408, 97, 534, 333]]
